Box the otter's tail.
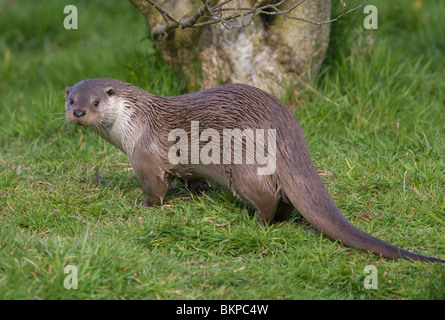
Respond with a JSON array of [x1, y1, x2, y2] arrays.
[[279, 154, 444, 263]]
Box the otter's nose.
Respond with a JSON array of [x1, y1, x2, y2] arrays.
[[73, 110, 86, 118]]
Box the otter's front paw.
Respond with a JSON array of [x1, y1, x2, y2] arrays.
[[140, 196, 163, 207]]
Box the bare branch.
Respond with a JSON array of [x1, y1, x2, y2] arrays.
[[274, 0, 370, 25], [146, 0, 370, 40], [144, 0, 180, 24]]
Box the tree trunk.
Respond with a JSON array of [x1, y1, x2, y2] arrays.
[[129, 0, 331, 94]]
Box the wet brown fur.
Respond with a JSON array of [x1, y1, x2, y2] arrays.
[[65, 78, 444, 263]]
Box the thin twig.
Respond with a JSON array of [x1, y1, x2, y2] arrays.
[[146, 0, 369, 39]]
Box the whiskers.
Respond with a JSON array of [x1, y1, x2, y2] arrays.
[[44, 112, 110, 140], [91, 122, 109, 139], [43, 113, 70, 132]]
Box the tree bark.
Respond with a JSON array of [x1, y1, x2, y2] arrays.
[[129, 0, 331, 94]]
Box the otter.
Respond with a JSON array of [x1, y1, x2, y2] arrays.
[[64, 78, 444, 263]]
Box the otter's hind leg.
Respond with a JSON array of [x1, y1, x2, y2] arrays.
[[232, 186, 279, 224], [255, 201, 294, 224], [274, 202, 294, 222], [229, 169, 284, 224], [235, 190, 293, 224]]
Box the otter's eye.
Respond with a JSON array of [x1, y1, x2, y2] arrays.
[[69, 98, 74, 105], [93, 101, 100, 107]]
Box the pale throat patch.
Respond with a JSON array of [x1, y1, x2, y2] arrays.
[[98, 97, 141, 154]]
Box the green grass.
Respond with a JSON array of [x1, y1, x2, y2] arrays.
[[0, 0, 444, 299]]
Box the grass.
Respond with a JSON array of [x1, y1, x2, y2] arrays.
[[0, 0, 444, 300]]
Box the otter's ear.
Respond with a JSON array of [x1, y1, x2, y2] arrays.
[[65, 87, 70, 98], [105, 87, 115, 96]]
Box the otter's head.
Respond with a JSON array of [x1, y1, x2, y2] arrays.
[[65, 78, 120, 127]]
